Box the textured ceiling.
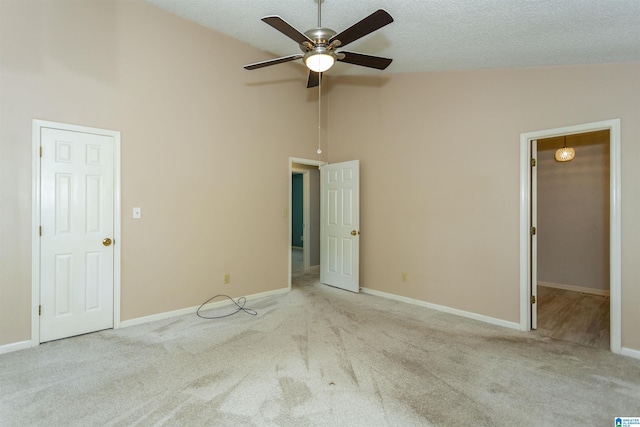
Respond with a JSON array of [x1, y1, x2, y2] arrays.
[[144, 0, 640, 76]]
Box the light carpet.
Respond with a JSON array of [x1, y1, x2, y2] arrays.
[[1, 279, 639, 426]]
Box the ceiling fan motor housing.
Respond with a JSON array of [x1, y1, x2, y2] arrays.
[[300, 28, 338, 52]]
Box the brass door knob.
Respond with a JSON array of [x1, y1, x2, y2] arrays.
[[102, 238, 112, 247], [351, 230, 359, 236]]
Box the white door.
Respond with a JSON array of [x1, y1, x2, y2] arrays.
[[320, 160, 360, 293], [530, 140, 538, 329], [40, 127, 115, 342]]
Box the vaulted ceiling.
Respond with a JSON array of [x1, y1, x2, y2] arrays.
[[145, 0, 640, 76]]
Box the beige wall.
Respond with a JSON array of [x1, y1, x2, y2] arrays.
[[537, 131, 610, 292], [0, 0, 324, 346], [326, 65, 640, 351], [2, 0, 639, 354]]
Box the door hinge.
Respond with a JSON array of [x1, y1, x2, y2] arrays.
[[530, 295, 536, 304], [530, 158, 536, 167], [530, 226, 536, 236], [39, 305, 42, 316], [39, 226, 42, 236]]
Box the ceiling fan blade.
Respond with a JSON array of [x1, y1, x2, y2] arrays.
[[329, 9, 393, 48], [262, 16, 314, 45], [244, 54, 303, 70], [307, 71, 320, 88], [337, 51, 393, 70]]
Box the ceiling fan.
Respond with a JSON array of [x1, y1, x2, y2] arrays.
[[243, 2, 394, 88]]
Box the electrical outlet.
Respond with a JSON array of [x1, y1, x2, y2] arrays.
[[224, 274, 231, 284], [401, 272, 408, 282]]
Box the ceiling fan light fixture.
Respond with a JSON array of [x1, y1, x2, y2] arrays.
[[304, 50, 335, 73]]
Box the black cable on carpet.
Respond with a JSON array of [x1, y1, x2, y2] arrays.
[[196, 294, 257, 319]]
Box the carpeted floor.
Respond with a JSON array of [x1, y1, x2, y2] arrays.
[[1, 279, 639, 426]]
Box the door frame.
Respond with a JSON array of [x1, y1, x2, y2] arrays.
[[519, 118, 621, 353], [31, 119, 122, 347], [288, 157, 325, 290]]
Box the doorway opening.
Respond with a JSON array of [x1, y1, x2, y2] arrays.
[[519, 119, 621, 354], [289, 158, 324, 290], [534, 130, 610, 349]]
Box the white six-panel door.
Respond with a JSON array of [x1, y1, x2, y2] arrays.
[[40, 127, 115, 342], [320, 160, 360, 293]]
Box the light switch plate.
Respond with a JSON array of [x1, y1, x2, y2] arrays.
[[133, 207, 141, 219]]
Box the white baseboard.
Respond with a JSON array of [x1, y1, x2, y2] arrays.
[[360, 288, 521, 331], [621, 346, 640, 360], [119, 287, 289, 329], [0, 340, 32, 355], [537, 281, 610, 297]]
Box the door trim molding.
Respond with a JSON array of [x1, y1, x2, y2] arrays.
[[288, 157, 326, 291], [31, 120, 122, 347], [519, 118, 621, 353]]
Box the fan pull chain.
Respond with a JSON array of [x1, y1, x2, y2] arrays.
[[317, 72, 322, 155]]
